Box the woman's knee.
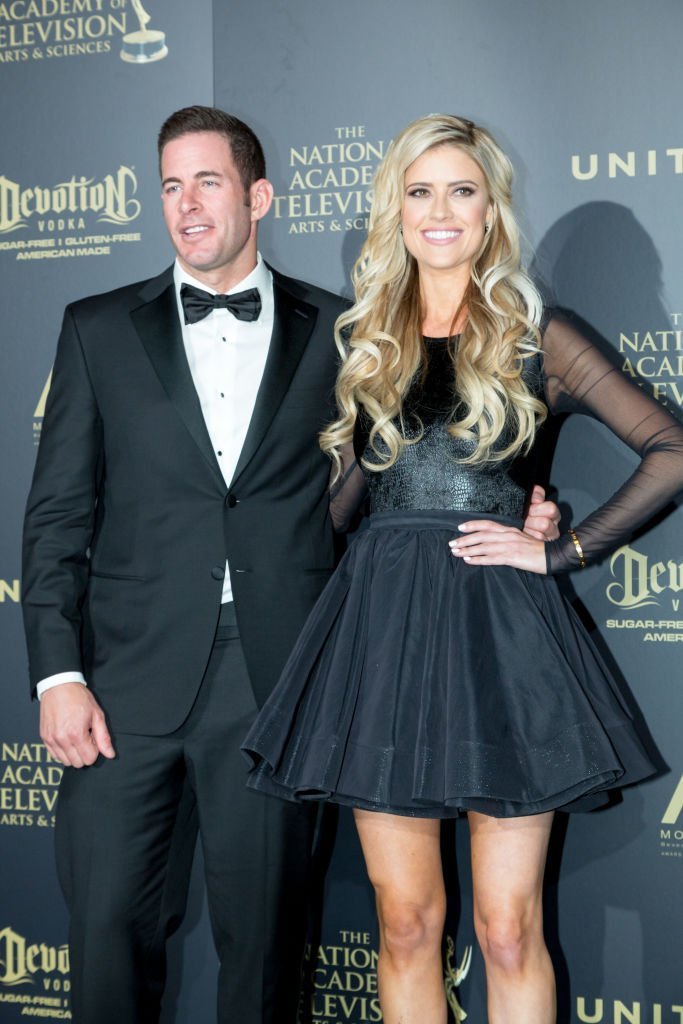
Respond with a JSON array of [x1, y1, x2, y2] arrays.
[[376, 891, 446, 962], [474, 907, 542, 974]]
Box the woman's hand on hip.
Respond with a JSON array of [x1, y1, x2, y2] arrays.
[[449, 521, 547, 574]]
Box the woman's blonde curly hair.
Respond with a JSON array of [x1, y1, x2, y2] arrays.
[[321, 114, 546, 475]]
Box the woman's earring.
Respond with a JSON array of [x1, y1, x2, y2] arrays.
[[399, 224, 403, 235], [484, 223, 490, 233]]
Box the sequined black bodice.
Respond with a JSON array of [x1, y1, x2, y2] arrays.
[[361, 339, 543, 521]]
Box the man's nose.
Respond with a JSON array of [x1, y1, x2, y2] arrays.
[[179, 186, 201, 212]]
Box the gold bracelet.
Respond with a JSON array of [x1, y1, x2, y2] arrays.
[[568, 528, 586, 570]]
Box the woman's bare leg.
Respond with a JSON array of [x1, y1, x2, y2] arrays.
[[469, 810, 556, 1024], [354, 809, 447, 1024]]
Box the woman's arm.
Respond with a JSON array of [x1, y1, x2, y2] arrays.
[[328, 441, 368, 532], [541, 314, 683, 572], [450, 314, 683, 574]]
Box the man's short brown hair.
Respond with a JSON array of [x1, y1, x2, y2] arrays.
[[158, 106, 266, 193]]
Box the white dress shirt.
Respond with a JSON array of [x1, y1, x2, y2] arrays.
[[37, 256, 274, 697]]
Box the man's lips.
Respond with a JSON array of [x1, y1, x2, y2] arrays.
[[179, 224, 212, 237]]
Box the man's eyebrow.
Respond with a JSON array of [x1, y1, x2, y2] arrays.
[[161, 170, 224, 188]]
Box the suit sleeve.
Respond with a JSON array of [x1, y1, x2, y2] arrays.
[[22, 305, 103, 695]]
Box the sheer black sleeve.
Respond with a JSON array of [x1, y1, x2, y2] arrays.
[[542, 314, 683, 573], [328, 442, 368, 532]]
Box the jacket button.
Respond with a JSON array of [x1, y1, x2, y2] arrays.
[[226, 493, 237, 508], [211, 566, 225, 580]]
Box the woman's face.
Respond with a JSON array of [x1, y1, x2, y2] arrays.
[[401, 143, 493, 280]]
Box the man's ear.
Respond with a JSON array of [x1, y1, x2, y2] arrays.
[[249, 178, 274, 222]]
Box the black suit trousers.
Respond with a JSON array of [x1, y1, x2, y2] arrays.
[[55, 607, 316, 1024]]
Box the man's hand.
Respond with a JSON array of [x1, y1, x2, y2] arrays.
[[522, 485, 560, 541], [40, 683, 115, 768]]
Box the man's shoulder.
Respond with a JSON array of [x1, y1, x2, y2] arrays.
[[269, 265, 350, 316], [65, 266, 174, 318]]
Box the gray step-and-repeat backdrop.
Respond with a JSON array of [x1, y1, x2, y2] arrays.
[[2, 1, 681, 1021]]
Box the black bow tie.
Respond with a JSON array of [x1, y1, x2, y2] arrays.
[[180, 283, 262, 326]]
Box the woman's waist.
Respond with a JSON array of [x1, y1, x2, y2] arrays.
[[368, 509, 524, 531], [364, 466, 529, 522]]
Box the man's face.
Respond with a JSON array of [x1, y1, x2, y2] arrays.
[[160, 131, 272, 290]]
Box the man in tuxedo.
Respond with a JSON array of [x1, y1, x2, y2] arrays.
[[22, 105, 348, 1024], [23, 105, 559, 1023]]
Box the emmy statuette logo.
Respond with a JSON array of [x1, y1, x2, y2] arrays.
[[444, 938, 473, 1022], [120, 0, 168, 64], [34, 372, 52, 421], [662, 775, 683, 826], [33, 371, 52, 444], [659, 775, 683, 859]]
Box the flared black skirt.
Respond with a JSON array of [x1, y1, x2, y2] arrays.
[[242, 510, 656, 818]]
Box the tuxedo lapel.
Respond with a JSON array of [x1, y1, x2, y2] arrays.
[[131, 273, 226, 492], [230, 278, 318, 486]]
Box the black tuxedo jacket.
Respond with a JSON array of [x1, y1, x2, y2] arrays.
[[22, 265, 347, 735]]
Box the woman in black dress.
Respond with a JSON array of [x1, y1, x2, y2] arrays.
[[243, 115, 683, 1024]]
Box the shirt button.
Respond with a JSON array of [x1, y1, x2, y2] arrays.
[[226, 493, 237, 508], [211, 566, 225, 580]]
